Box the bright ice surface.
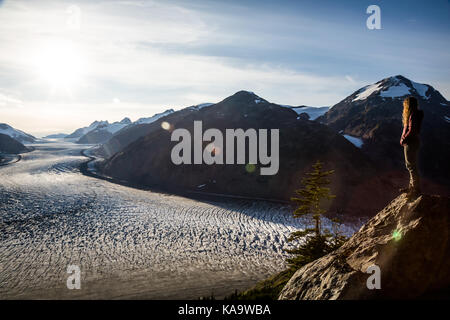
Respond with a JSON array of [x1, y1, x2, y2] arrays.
[[0, 142, 359, 299]]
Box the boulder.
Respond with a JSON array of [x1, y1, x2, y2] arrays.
[[279, 194, 450, 299]]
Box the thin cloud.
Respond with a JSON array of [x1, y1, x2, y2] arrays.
[[0, 0, 448, 133], [0, 92, 23, 108]]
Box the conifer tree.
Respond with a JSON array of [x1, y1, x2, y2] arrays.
[[286, 160, 347, 269]]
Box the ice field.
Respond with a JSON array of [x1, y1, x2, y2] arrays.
[[0, 141, 358, 299]]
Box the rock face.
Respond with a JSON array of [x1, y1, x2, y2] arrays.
[[0, 133, 30, 154], [279, 194, 450, 300]]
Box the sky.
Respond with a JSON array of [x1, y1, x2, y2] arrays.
[[0, 0, 449, 137]]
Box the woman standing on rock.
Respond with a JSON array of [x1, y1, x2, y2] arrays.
[[400, 96, 424, 199]]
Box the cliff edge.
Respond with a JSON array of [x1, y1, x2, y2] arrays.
[[279, 194, 450, 299]]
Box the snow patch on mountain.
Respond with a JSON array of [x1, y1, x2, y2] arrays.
[[444, 116, 450, 123], [135, 109, 174, 124], [411, 81, 430, 100], [104, 118, 132, 134], [196, 103, 214, 110], [352, 82, 383, 101], [352, 76, 437, 102], [283, 106, 330, 120], [87, 118, 131, 135], [342, 134, 364, 148], [379, 82, 411, 98]]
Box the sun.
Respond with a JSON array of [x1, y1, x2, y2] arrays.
[[33, 40, 86, 92]]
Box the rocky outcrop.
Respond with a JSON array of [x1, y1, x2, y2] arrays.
[[279, 194, 450, 299], [0, 133, 30, 154]]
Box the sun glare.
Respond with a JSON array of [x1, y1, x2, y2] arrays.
[[33, 40, 86, 92]]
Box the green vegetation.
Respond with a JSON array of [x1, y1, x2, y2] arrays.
[[225, 268, 296, 300], [227, 160, 347, 300], [286, 160, 347, 269]]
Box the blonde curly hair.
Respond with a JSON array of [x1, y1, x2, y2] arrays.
[[402, 96, 418, 127]]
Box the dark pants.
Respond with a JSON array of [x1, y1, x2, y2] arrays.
[[403, 139, 420, 191]]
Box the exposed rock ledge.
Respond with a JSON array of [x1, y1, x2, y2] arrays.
[[279, 194, 450, 299]]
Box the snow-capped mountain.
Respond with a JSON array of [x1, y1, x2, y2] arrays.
[[76, 118, 132, 144], [135, 109, 175, 125], [351, 75, 440, 102], [65, 120, 109, 139], [100, 90, 389, 216], [0, 123, 36, 143], [318, 75, 450, 183], [102, 117, 132, 134]]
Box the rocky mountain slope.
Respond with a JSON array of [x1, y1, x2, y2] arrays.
[[0, 123, 36, 143], [65, 120, 109, 139], [317, 75, 450, 186], [98, 107, 206, 158], [76, 117, 132, 144], [99, 91, 394, 216], [134, 109, 175, 125], [279, 193, 450, 299], [0, 133, 30, 154]]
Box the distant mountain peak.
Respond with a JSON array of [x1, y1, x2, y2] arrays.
[[119, 117, 132, 124], [89, 120, 109, 128], [233, 90, 261, 98], [352, 75, 438, 102], [224, 90, 268, 105]]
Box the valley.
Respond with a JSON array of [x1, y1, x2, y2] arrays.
[[0, 141, 358, 299]]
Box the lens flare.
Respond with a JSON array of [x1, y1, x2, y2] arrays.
[[245, 163, 256, 173], [392, 230, 402, 241], [161, 121, 171, 130]]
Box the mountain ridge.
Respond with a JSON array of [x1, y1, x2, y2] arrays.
[[98, 89, 395, 217], [0, 123, 36, 144]]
